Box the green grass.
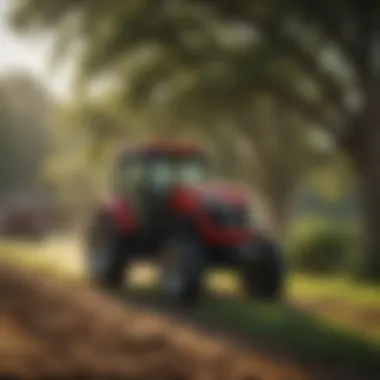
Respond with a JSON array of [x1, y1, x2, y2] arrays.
[[206, 270, 380, 309], [289, 273, 380, 309], [195, 298, 380, 370], [1, 239, 380, 371], [206, 271, 380, 342], [129, 285, 380, 371]]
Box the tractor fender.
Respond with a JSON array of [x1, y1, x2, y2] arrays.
[[103, 197, 135, 233]]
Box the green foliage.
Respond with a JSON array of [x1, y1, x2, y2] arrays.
[[287, 218, 358, 274], [6, 0, 345, 215], [309, 153, 357, 203]]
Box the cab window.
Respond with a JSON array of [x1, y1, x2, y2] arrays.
[[178, 161, 206, 183], [116, 159, 145, 192], [149, 160, 174, 186]]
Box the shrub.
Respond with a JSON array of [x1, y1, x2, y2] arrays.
[[287, 218, 358, 275]]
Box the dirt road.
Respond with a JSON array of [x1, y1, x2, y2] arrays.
[[2, 264, 378, 380]]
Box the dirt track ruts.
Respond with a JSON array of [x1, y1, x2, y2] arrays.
[[0, 264, 378, 380]]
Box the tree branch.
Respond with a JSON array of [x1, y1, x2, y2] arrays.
[[190, 0, 352, 119], [260, 25, 351, 121], [290, 1, 358, 59]]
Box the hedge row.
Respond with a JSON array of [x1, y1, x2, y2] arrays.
[[286, 218, 360, 275]]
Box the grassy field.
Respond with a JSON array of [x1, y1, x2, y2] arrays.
[[289, 274, 380, 309], [1, 238, 380, 371]]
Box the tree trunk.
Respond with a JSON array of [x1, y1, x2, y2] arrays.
[[267, 198, 290, 241], [262, 184, 293, 242], [351, 118, 380, 281], [356, 162, 380, 281], [345, 56, 380, 281]]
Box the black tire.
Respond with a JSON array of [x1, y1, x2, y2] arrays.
[[241, 238, 285, 301], [85, 212, 127, 290], [160, 238, 205, 306]]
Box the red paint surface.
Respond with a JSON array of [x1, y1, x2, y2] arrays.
[[171, 185, 253, 246], [105, 197, 135, 232]]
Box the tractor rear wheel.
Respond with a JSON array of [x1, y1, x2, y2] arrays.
[[241, 238, 285, 301]]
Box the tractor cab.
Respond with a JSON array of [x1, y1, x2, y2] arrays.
[[114, 141, 208, 246]]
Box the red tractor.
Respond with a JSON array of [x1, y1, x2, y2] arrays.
[[85, 140, 285, 304]]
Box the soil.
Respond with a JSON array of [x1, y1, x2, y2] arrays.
[[0, 265, 377, 380]]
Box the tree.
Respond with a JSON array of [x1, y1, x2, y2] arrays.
[[7, 0, 333, 239], [108, 33, 333, 237], [148, 80, 330, 236], [189, 0, 380, 279], [0, 71, 54, 198], [309, 152, 357, 203], [9, 1, 380, 279]]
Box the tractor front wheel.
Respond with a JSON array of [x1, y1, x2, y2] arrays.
[[160, 238, 206, 306], [85, 213, 128, 291]]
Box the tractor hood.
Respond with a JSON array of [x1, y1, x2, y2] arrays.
[[188, 181, 251, 206]]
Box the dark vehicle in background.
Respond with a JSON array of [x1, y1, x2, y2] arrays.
[[0, 195, 68, 241], [0, 211, 44, 240], [0, 199, 44, 240], [86, 140, 285, 305]]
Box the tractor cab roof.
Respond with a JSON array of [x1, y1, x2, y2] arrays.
[[118, 140, 206, 160]]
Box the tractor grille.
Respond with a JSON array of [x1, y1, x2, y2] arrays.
[[206, 203, 250, 228]]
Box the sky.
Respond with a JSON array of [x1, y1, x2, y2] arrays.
[[0, 0, 72, 99]]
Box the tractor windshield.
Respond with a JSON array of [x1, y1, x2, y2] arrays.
[[116, 155, 207, 193], [151, 159, 206, 184]]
